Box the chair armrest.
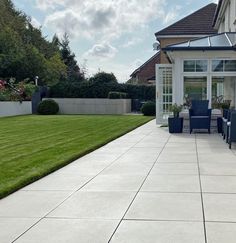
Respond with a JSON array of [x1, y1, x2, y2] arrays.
[[189, 109, 194, 117], [207, 109, 212, 117]]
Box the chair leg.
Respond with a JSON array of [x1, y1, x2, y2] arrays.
[[229, 141, 232, 149]]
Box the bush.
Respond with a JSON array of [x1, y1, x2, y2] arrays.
[[141, 101, 156, 116], [108, 91, 128, 99], [37, 99, 59, 115]]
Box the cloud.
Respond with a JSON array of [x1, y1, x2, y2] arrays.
[[121, 37, 143, 48], [31, 17, 41, 29], [85, 42, 118, 59], [163, 5, 183, 25], [43, 0, 167, 41]]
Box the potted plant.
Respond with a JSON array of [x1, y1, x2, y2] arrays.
[[168, 103, 183, 133]]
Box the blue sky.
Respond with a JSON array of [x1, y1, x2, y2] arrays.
[[12, 0, 217, 82]]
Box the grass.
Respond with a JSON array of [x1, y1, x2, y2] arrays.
[[0, 115, 153, 199]]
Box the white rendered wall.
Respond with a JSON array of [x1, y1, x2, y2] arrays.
[[218, 0, 236, 32], [44, 98, 131, 115], [0, 102, 32, 117]]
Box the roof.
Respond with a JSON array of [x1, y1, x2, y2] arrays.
[[130, 51, 160, 77], [155, 3, 217, 37], [163, 32, 236, 51]]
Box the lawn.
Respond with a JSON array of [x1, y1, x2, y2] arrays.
[[0, 115, 153, 198]]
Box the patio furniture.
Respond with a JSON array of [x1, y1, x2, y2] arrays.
[[222, 109, 233, 143], [222, 109, 229, 137], [189, 100, 212, 134], [229, 112, 236, 149]]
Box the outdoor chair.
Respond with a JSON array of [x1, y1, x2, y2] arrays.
[[228, 112, 236, 149], [222, 109, 229, 137], [189, 100, 212, 134], [222, 109, 231, 142]]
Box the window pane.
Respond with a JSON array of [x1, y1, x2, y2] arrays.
[[212, 77, 224, 107], [196, 60, 207, 72], [184, 60, 195, 72], [212, 60, 224, 72], [224, 60, 236, 71], [184, 76, 207, 100]]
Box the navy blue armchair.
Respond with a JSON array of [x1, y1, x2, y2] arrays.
[[229, 112, 236, 149], [189, 100, 212, 134]]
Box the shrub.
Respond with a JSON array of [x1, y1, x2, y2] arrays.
[[141, 101, 156, 116], [108, 91, 128, 99], [37, 99, 59, 115]]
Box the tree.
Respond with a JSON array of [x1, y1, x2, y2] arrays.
[[89, 72, 118, 84], [59, 33, 84, 82]]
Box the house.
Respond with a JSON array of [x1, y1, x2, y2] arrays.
[[155, 3, 217, 64], [129, 52, 160, 85], [156, 0, 236, 123], [129, 3, 217, 85]]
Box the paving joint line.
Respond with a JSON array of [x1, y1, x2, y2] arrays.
[[195, 134, 208, 243], [108, 131, 171, 242]]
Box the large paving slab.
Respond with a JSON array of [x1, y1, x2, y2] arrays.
[[1, 119, 236, 242]]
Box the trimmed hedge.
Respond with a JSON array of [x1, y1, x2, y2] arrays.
[[37, 99, 59, 115], [141, 101, 156, 116], [108, 91, 128, 99], [49, 81, 155, 101]]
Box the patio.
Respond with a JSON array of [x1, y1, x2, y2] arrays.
[[1, 120, 236, 243]]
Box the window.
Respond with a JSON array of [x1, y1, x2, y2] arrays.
[[184, 60, 207, 72], [184, 77, 207, 100], [212, 60, 236, 72]]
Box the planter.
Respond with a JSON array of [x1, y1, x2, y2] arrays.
[[217, 117, 223, 133], [168, 117, 183, 133]]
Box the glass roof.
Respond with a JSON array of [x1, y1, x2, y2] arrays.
[[163, 32, 236, 51]]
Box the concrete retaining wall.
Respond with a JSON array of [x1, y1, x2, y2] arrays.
[[0, 102, 32, 117], [45, 98, 131, 114]]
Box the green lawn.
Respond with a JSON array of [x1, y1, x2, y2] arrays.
[[0, 115, 153, 198]]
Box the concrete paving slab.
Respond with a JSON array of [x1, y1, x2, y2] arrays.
[[125, 192, 203, 221], [15, 218, 119, 243], [111, 220, 205, 243], [206, 222, 236, 243], [141, 174, 200, 192], [48, 191, 135, 220]]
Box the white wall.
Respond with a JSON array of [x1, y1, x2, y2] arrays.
[[45, 98, 131, 115], [0, 102, 32, 117], [218, 0, 236, 32]]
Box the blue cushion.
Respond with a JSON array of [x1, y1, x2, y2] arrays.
[[191, 100, 209, 116]]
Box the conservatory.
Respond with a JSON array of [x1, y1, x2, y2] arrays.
[[156, 32, 236, 123]]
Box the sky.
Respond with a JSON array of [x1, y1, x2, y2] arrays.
[[12, 0, 218, 82]]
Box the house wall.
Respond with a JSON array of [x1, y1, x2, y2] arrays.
[[217, 0, 236, 32], [159, 37, 199, 64], [0, 102, 32, 117], [44, 98, 131, 115]]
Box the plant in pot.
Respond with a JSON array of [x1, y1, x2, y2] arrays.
[[168, 103, 183, 133]]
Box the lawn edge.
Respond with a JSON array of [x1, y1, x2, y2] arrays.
[[0, 116, 154, 199]]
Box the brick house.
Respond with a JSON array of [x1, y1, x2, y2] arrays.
[[129, 52, 160, 85]]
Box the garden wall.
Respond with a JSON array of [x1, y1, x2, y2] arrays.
[[0, 102, 32, 117], [44, 98, 131, 115]]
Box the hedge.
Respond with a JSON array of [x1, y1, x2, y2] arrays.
[[49, 81, 155, 101], [108, 92, 128, 99]]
